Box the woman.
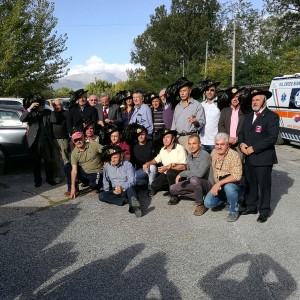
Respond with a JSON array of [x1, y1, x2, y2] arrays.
[[108, 127, 131, 161], [120, 91, 134, 126]]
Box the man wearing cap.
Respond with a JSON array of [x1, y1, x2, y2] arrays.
[[133, 126, 157, 188], [200, 80, 221, 153], [238, 89, 279, 223], [129, 90, 153, 139], [66, 131, 103, 198], [67, 89, 98, 136], [99, 145, 142, 218], [97, 92, 123, 127], [218, 86, 246, 152], [144, 129, 187, 199], [204, 133, 243, 222], [171, 77, 206, 152], [169, 134, 213, 212]]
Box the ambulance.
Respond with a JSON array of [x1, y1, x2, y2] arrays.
[[267, 73, 300, 144]]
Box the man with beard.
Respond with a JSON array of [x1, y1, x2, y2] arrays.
[[239, 89, 279, 223]]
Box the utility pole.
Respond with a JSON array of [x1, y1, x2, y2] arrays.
[[204, 41, 208, 79], [232, 21, 236, 85], [182, 58, 185, 77]]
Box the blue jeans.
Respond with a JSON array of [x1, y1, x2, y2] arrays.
[[202, 144, 215, 154], [135, 165, 157, 186], [204, 183, 242, 213]]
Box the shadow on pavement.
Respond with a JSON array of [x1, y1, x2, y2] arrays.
[[36, 243, 181, 299], [0, 202, 81, 299], [199, 253, 297, 300], [271, 169, 294, 215]]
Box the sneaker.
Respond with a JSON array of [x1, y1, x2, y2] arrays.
[[193, 204, 208, 216], [226, 212, 239, 222], [134, 207, 142, 218], [168, 196, 179, 205]]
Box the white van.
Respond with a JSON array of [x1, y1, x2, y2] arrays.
[[267, 73, 300, 144]]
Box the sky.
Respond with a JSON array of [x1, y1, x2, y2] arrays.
[[52, 0, 263, 79]]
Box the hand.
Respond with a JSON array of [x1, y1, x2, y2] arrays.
[[175, 175, 181, 184], [69, 188, 77, 199], [229, 137, 237, 145], [158, 166, 167, 173], [98, 120, 104, 127], [188, 115, 196, 124], [143, 163, 149, 171], [211, 183, 221, 196], [105, 118, 112, 124], [48, 100, 54, 108], [246, 146, 254, 155], [113, 186, 123, 194], [240, 143, 248, 155], [29, 102, 39, 110]]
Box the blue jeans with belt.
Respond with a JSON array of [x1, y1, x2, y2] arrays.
[[204, 183, 242, 213]]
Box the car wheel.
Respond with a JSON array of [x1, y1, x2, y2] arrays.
[[0, 148, 6, 175]]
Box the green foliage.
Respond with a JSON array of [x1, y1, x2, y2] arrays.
[[85, 79, 115, 98], [54, 87, 74, 98], [0, 0, 70, 96]]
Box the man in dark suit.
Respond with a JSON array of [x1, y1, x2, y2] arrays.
[[97, 92, 123, 127], [218, 86, 246, 153], [20, 94, 57, 187], [238, 89, 279, 223]]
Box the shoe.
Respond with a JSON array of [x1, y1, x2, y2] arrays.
[[148, 188, 156, 197], [34, 181, 42, 188], [257, 215, 268, 223], [168, 196, 179, 205], [193, 204, 208, 216], [163, 191, 170, 196], [226, 212, 239, 222], [211, 204, 225, 212], [240, 208, 258, 215], [47, 180, 56, 186], [134, 207, 142, 218]]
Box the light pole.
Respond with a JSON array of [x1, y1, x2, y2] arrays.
[[232, 21, 236, 85]]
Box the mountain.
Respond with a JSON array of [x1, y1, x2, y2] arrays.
[[53, 71, 128, 90]]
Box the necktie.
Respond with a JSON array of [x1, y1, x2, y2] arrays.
[[103, 106, 108, 120], [256, 112, 261, 117]]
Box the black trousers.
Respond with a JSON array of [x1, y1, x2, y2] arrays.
[[244, 158, 273, 217], [151, 169, 180, 192], [29, 138, 54, 185]]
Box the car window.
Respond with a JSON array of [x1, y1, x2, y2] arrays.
[[0, 100, 22, 106], [0, 110, 22, 127]]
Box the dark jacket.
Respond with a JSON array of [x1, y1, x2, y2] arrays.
[[238, 108, 279, 166], [97, 103, 123, 127]]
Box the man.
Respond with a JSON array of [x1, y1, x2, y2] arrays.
[[169, 134, 213, 213], [51, 99, 70, 184], [67, 131, 103, 198], [144, 129, 187, 199], [67, 89, 98, 136], [88, 94, 101, 110], [20, 94, 57, 187], [99, 145, 142, 218], [218, 86, 245, 152], [151, 93, 164, 133], [159, 88, 174, 129], [97, 92, 123, 127], [171, 77, 206, 151], [200, 80, 221, 153], [129, 90, 153, 139], [239, 89, 279, 223], [133, 126, 157, 188], [204, 133, 243, 222]]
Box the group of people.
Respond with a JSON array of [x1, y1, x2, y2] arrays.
[[20, 76, 279, 222]]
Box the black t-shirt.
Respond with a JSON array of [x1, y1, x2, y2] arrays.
[[133, 141, 155, 169]]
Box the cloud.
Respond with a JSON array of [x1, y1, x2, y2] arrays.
[[67, 55, 138, 79]]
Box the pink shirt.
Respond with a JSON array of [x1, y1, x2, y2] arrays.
[[230, 105, 240, 138]]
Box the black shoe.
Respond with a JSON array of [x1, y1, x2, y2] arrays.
[[168, 196, 179, 205], [34, 181, 42, 188], [163, 191, 170, 196], [240, 208, 258, 215], [257, 215, 268, 223], [148, 188, 156, 197]]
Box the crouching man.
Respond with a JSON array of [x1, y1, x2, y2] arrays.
[[204, 133, 243, 222], [169, 134, 213, 214], [67, 131, 103, 198], [98, 145, 142, 218]]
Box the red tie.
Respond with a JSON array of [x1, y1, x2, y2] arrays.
[[256, 112, 261, 118], [103, 106, 108, 120]]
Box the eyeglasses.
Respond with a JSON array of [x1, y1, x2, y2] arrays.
[[207, 88, 216, 92], [73, 138, 82, 143], [90, 99, 97, 102]]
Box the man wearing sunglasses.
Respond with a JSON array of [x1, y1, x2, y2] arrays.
[[204, 132, 243, 222]]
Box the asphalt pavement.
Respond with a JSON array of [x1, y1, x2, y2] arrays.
[[0, 145, 299, 299]]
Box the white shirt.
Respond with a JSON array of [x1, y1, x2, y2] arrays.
[[200, 99, 220, 145]]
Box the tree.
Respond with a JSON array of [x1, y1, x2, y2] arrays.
[[85, 79, 114, 98], [0, 0, 70, 96], [54, 87, 74, 98]]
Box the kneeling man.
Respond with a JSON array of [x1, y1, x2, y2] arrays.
[[169, 134, 213, 213], [204, 133, 243, 222], [99, 145, 142, 217], [144, 128, 187, 200]]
